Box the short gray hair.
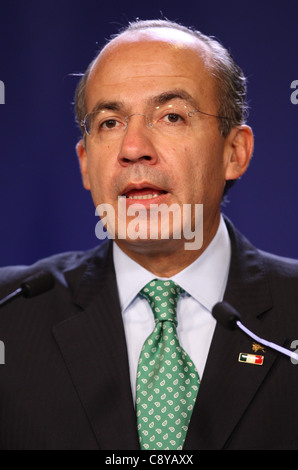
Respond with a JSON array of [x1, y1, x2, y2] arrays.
[[74, 18, 249, 140]]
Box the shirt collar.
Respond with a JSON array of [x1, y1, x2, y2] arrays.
[[113, 215, 231, 313]]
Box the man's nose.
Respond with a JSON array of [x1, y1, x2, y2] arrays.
[[117, 114, 159, 166]]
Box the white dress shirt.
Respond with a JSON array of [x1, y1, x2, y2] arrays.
[[113, 215, 231, 400]]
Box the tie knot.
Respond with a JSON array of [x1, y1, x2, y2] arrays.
[[140, 279, 184, 324]]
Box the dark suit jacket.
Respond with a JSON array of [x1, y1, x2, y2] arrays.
[[0, 218, 298, 450]]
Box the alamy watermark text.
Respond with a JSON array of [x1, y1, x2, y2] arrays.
[[0, 80, 4, 104], [0, 341, 4, 364], [95, 197, 203, 250], [290, 80, 298, 104]]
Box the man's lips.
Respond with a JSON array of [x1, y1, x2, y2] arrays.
[[121, 183, 168, 200]]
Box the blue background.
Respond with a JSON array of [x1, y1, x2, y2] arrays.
[[0, 0, 297, 266]]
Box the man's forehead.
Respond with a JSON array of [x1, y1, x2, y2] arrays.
[[85, 28, 216, 113]]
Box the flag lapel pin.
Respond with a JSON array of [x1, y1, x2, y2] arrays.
[[238, 352, 264, 365]]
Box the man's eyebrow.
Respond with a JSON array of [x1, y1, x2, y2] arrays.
[[89, 100, 125, 115], [149, 89, 199, 109], [89, 90, 199, 115]]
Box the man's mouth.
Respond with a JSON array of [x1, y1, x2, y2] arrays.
[[121, 184, 168, 201], [124, 189, 167, 200]]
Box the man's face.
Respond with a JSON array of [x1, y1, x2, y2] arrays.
[[77, 29, 237, 255]]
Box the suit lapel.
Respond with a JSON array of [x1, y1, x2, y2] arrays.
[[52, 242, 139, 450], [184, 218, 285, 450]]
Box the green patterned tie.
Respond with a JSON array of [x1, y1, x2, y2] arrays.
[[136, 279, 200, 450]]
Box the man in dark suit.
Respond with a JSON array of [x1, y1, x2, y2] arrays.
[[0, 19, 298, 450]]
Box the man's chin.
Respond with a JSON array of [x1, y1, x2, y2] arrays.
[[114, 236, 184, 256]]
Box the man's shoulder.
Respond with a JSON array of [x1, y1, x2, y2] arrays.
[[0, 242, 111, 294], [224, 215, 298, 311], [225, 215, 298, 277], [259, 248, 298, 274], [258, 248, 298, 294]]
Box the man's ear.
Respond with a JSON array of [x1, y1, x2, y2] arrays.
[[224, 125, 254, 181], [76, 140, 91, 190]]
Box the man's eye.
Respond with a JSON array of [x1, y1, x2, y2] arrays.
[[100, 119, 119, 129], [163, 113, 184, 124]]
